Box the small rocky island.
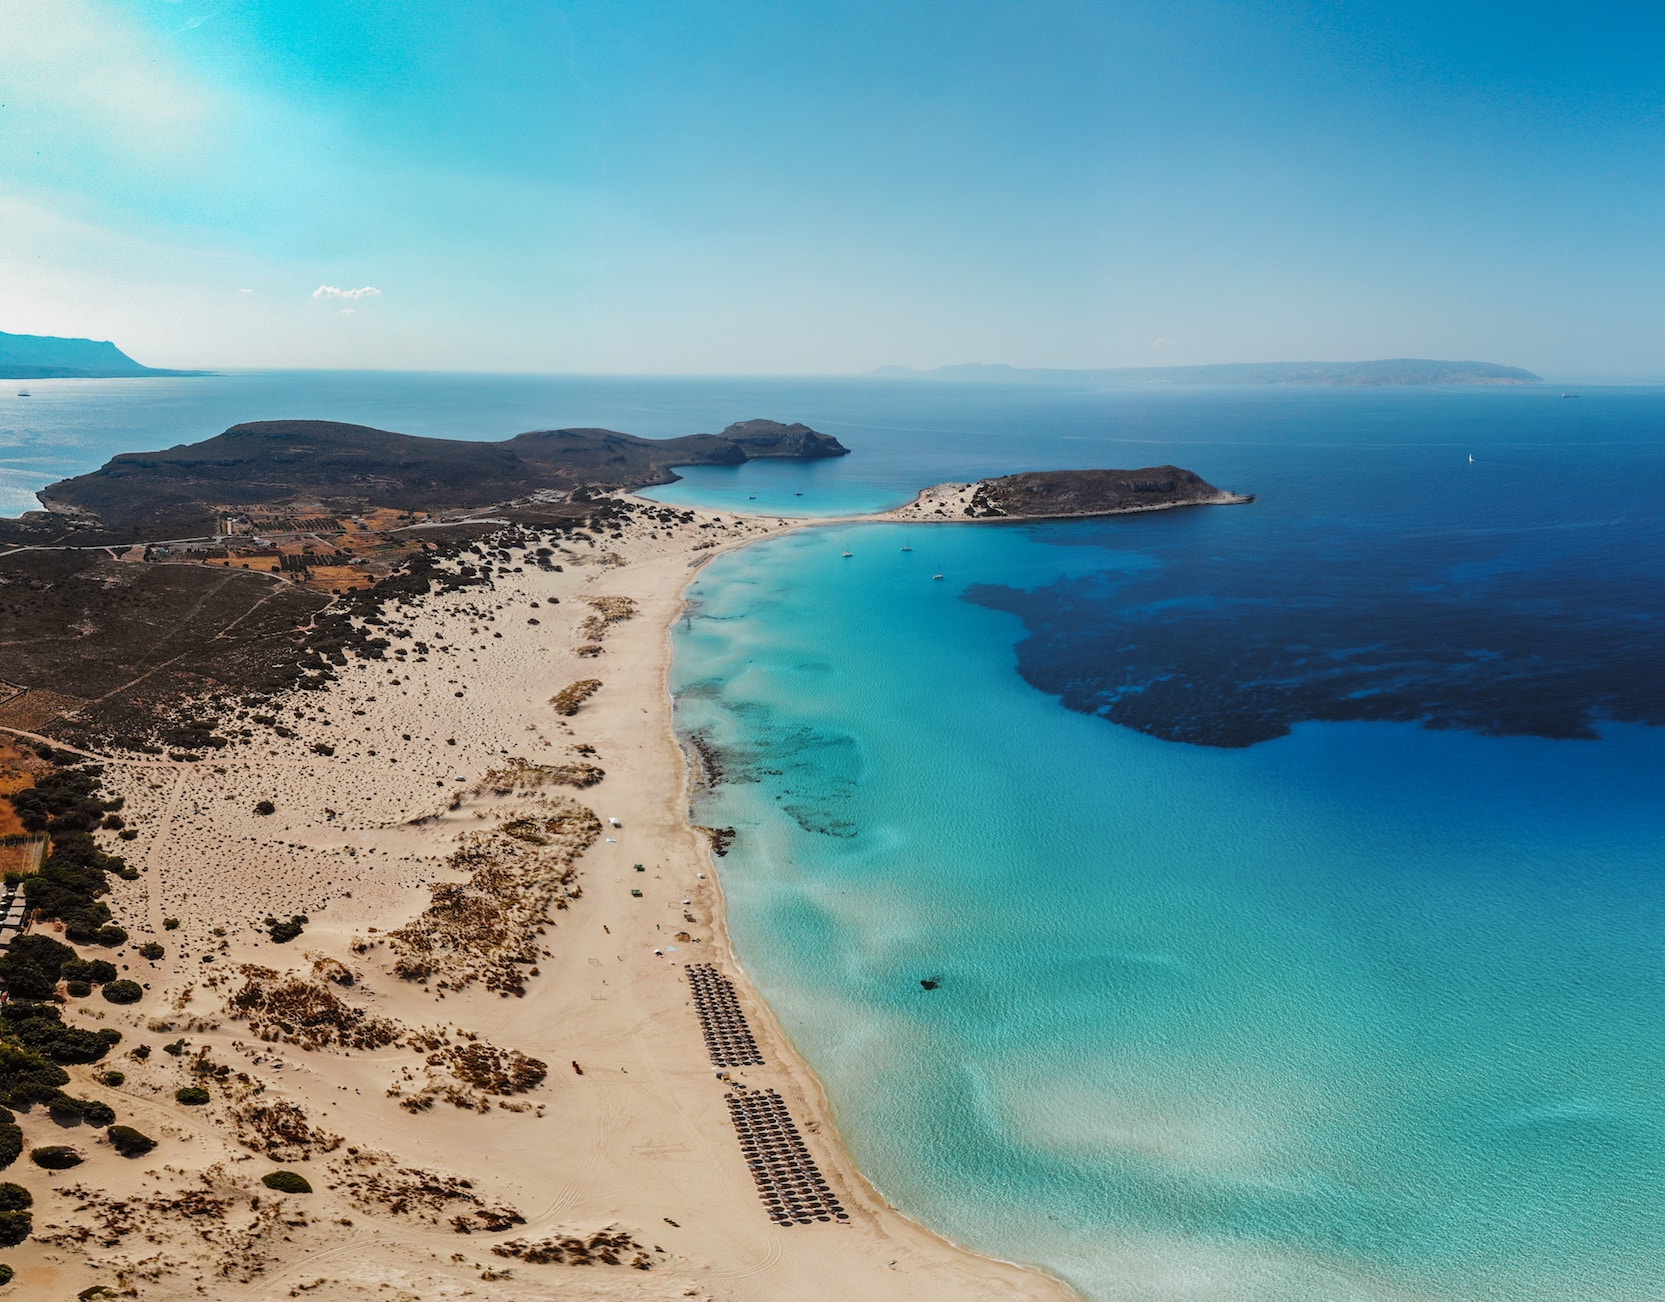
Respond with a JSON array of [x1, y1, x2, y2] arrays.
[[890, 466, 1250, 521]]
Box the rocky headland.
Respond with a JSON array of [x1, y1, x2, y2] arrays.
[[890, 466, 1250, 521]]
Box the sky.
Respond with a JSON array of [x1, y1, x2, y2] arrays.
[[1, 0, 1663, 375]]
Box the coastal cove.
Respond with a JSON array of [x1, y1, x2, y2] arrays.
[[661, 382, 1665, 1301], [0, 374, 1658, 1300]]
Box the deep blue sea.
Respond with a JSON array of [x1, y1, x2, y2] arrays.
[[11, 374, 1664, 1300]]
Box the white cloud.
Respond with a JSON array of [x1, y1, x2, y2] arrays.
[[1152, 336, 1177, 348], [312, 285, 382, 301]]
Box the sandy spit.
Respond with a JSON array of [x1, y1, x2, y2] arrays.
[[6, 501, 1079, 1302]]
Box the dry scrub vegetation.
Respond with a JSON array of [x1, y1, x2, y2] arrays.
[[492, 1226, 656, 1269], [578, 594, 637, 641], [548, 679, 602, 716], [328, 1148, 525, 1231], [477, 756, 604, 793], [385, 798, 600, 995], [227, 966, 401, 1051]]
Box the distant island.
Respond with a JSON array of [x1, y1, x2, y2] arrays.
[[868, 359, 1540, 386], [0, 329, 209, 379], [890, 466, 1249, 522], [35, 417, 849, 537]]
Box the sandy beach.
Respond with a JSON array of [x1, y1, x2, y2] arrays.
[[1, 500, 1078, 1301]]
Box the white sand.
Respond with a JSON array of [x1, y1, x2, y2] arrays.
[[4, 503, 1077, 1302]]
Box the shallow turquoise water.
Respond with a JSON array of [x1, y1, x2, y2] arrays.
[[24, 373, 1663, 1296], [672, 439, 1665, 1300]]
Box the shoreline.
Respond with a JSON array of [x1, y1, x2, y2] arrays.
[[1, 498, 1079, 1300], [654, 521, 1085, 1300]]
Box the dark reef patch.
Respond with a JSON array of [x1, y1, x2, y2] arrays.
[[966, 525, 1665, 749]]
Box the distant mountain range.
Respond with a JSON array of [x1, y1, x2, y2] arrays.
[[867, 359, 1540, 386], [0, 330, 208, 379]]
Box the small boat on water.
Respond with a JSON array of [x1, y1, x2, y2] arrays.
[[794, 491, 804, 496], [15, 392, 29, 398], [901, 546, 912, 552], [841, 551, 853, 558], [932, 573, 943, 580]]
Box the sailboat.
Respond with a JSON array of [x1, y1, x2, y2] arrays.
[[1468, 454, 1474, 463]]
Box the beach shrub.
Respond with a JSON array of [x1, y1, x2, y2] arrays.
[[162, 917, 180, 930], [254, 801, 275, 816], [261, 1170, 311, 1194], [91, 926, 127, 947], [175, 1086, 209, 1106], [0, 1262, 12, 1285], [1, 1002, 117, 1066], [96, 1069, 124, 1087], [101, 981, 142, 1005], [0, 1126, 18, 1172], [46, 1095, 114, 1127], [0, 935, 76, 1001], [137, 943, 163, 961], [106, 1125, 155, 1157], [62, 959, 118, 986], [63, 981, 91, 999], [0, 1041, 70, 1107], [265, 916, 306, 944], [29, 1145, 80, 1169], [0, 1188, 25, 1214], [0, 1212, 27, 1247]]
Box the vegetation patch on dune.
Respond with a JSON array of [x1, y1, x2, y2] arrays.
[[226, 966, 400, 1051], [389, 1033, 548, 1113], [491, 1226, 655, 1269], [477, 757, 604, 794], [385, 799, 599, 996], [578, 595, 637, 641], [328, 1149, 524, 1231], [42, 1170, 297, 1284], [228, 1097, 343, 1160], [548, 679, 602, 716]]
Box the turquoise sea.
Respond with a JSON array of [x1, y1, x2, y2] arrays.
[[10, 374, 1664, 1300], [660, 387, 1665, 1301]]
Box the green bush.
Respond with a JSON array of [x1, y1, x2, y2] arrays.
[[0, 1261, 14, 1285], [0, 1211, 27, 1247], [162, 917, 179, 930], [106, 1125, 154, 1157], [0, 1041, 70, 1106], [62, 959, 118, 986], [63, 981, 91, 999], [1, 1003, 116, 1066], [254, 801, 275, 816], [29, 1145, 80, 1169], [92, 926, 127, 948], [265, 915, 306, 944], [78, 1098, 116, 1128], [137, 943, 164, 961], [174, 1086, 209, 1106], [101, 981, 142, 1005], [95, 1069, 124, 1087], [0, 1185, 27, 1212], [261, 1170, 312, 1194], [0, 1128, 18, 1172]]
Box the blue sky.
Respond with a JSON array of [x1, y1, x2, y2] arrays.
[[1, 0, 1662, 374]]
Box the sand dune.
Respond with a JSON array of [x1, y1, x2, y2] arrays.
[[6, 501, 1075, 1301]]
